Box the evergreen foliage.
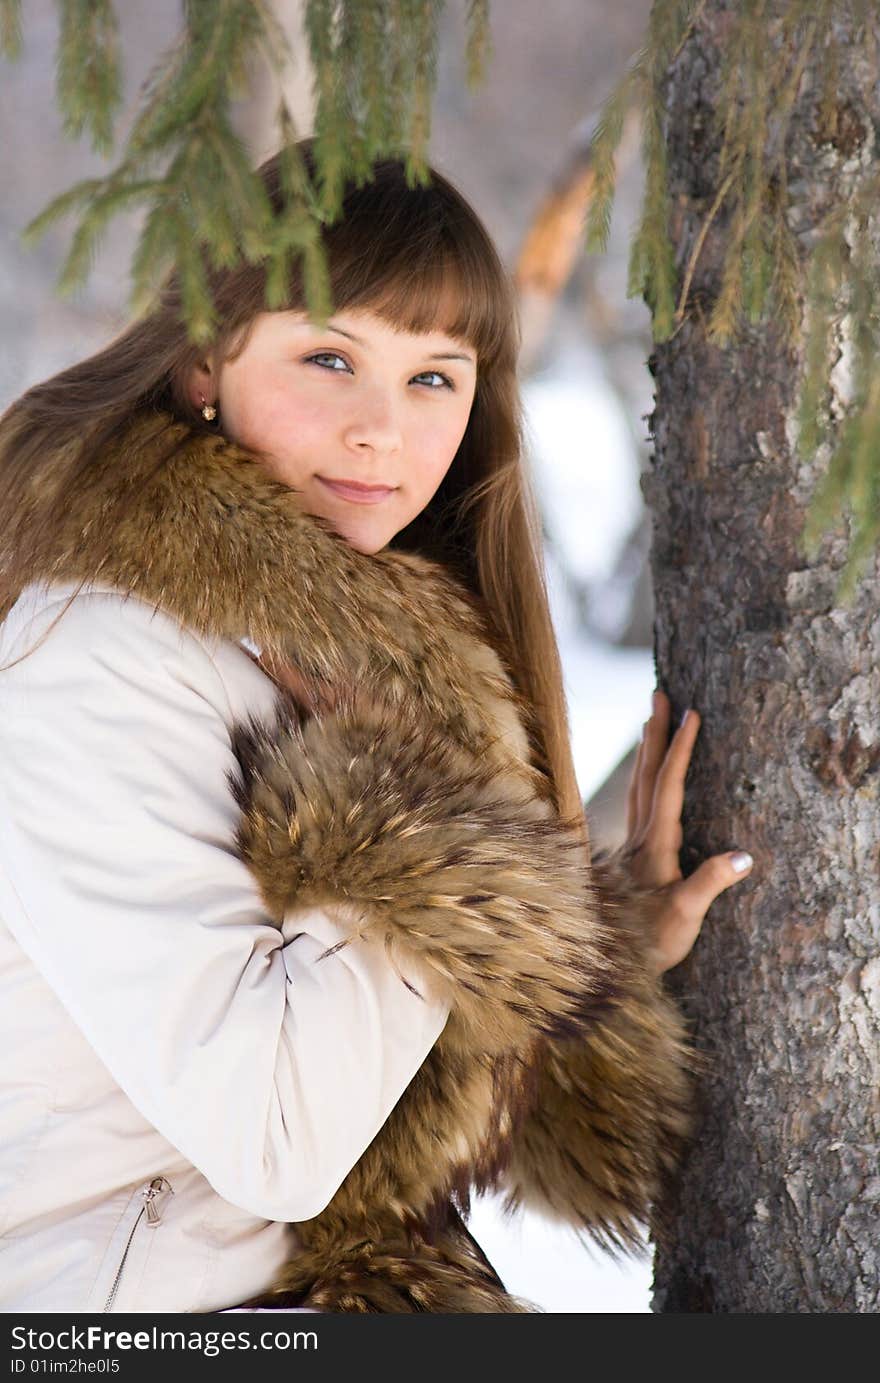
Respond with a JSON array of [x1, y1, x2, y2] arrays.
[[57, 0, 122, 155], [587, 0, 880, 605], [0, 0, 22, 60], [2, 0, 877, 599], [1, 0, 491, 343]]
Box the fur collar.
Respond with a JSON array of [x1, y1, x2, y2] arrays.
[[14, 407, 693, 1312], [20, 407, 545, 788]]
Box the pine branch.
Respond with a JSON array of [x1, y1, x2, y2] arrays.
[[675, 168, 735, 327], [128, 190, 178, 320], [386, 0, 411, 153], [14, 0, 876, 602], [589, 0, 880, 602], [15, 0, 485, 341], [626, 0, 704, 341], [56, 0, 122, 156], [769, 177, 802, 344], [305, 0, 354, 220], [585, 44, 649, 256], [464, 0, 492, 90], [357, 0, 393, 154], [1, 0, 22, 59], [405, 0, 442, 179]]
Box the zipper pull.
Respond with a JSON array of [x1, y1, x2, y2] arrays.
[[142, 1175, 174, 1226]]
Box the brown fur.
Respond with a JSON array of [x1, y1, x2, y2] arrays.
[[12, 408, 696, 1312], [499, 845, 696, 1255]]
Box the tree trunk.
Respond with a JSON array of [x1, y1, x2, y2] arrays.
[[648, 1, 880, 1312]]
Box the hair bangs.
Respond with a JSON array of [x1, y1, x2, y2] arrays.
[[284, 162, 514, 371]]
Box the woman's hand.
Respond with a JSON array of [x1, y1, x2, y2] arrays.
[[624, 687, 754, 975]]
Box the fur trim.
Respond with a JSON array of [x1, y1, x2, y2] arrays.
[[19, 411, 546, 788], [497, 844, 697, 1255], [229, 682, 618, 1055], [12, 407, 695, 1311], [233, 1207, 543, 1313]]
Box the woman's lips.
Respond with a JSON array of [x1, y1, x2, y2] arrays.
[[317, 477, 397, 505]]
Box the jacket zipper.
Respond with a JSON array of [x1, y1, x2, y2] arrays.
[[102, 1176, 174, 1313]]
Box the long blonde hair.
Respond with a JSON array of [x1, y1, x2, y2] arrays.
[[0, 137, 586, 829]]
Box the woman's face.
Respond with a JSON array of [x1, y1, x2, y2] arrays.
[[189, 306, 478, 554]]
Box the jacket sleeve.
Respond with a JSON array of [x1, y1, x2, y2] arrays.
[[496, 843, 696, 1252], [0, 590, 450, 1222]]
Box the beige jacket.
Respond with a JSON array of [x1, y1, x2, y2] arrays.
[[0, 580, 449, 1312]]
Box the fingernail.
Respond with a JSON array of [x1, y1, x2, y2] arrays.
[[730, 850, 753, 873], [679, 708, 689, 727]]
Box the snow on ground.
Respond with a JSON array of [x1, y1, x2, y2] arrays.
[[467, 1191, 652, 1313], [464, 341, 657, 1311]]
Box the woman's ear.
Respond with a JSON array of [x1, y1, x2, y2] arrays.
[[188, 356, 217, 410]]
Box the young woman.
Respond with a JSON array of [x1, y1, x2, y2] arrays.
[[0, 137, 753, 1314]]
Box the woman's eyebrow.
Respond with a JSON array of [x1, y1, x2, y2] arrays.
[[315, 320, 475, 364]]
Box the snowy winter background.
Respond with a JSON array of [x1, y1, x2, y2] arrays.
[[0, 0, 659, 1312], [465, 338, 656, 1314]]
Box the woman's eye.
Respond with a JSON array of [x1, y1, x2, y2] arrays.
[[414, 370, 456, 391], [306, 351, 350, 372], [304, 353, 454, 391]]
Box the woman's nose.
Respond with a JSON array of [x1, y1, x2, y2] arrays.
[[342, 392, 404, 454]]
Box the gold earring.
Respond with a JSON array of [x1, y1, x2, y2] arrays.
[[199, 394, 218, 423]]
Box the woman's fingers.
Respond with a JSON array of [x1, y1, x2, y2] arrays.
[[636, 691, 670, 832], [631, 688, 692, 846], [652, 850, 755, 972], [673, 850, 754, 921], [644, 701, 701, 851], [621, 688, 757, 972], [627, 730, 645, 839]]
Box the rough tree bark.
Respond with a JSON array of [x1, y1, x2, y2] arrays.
[[647, 2, 880, 1312]]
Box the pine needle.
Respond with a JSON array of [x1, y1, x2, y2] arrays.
[[0, 0, 23, 60], [464, 0, 492, 91], [56, 0, 122, 156]]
